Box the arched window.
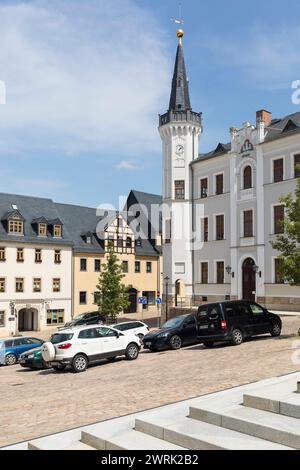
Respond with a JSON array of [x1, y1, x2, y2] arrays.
[[243, 166, 252, 189]]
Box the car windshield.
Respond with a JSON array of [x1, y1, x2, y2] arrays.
[[51, 333, 74, 344], [74, 314, 85, 321], [161, 317, 185, 329]]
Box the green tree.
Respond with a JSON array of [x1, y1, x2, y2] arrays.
[[271, 172, 300, 285], [96, 242, 130, 322]]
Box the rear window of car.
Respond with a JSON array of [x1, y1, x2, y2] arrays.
[[51, 333, 74, 344], [198, 305, 221, 319]]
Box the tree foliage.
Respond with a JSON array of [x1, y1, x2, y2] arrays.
[[96, 242, 130, 321], [271, 173, 300, 285]]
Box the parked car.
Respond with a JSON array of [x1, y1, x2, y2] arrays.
[[0, 337, 44, 366], [112, 321, 149, 339], [41, 325, 142, 373], [19, 347, 50, 370], [64, 311, 106, 328], [197, 300, 282, 347], [143, 314, 198, 352]]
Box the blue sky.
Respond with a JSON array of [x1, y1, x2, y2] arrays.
[[1, 0, 300, 208]]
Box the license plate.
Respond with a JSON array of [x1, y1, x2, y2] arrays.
[[199, 324, 209, 330], [145, 342, 151, 347]]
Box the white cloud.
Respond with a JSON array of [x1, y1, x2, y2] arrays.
[[0, 0, 170, 157], [114, 160, 138, 170], [202, 24, 300, 90]]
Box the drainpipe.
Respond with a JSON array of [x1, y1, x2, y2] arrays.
[[191, 163, 195, 307]]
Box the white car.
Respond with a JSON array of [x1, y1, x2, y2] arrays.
[[112, 321, 150, 339], [41, 325, 141, 373]]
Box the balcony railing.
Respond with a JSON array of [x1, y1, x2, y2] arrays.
[[159, 110, 202, 127]]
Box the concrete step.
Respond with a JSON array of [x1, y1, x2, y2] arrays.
[[243, 382, 300, 419], [81, 428, 185, 451], [135, 415, 292, 450], [190, 403, 300, 449], [28, 440, 96, 451]]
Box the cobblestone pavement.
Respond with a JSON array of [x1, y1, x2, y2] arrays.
[[1, 316, 300, 448]]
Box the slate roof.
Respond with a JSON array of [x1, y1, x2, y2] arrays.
[[169, 42, 191, 112], [0, 192, 161, 257], [0, 193, 73, 246]]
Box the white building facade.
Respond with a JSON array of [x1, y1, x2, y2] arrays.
[[160, 32, 300, 312], [0, 194, 72, 337]]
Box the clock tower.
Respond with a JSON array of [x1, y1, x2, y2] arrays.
[[159, 29, 202, 307]]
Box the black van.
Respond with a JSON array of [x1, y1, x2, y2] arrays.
[[197, 301, 282, 347]]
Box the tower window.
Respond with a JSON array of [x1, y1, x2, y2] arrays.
[[174, 180, 185, 200]]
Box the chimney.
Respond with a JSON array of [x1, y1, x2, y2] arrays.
[[256, 109, 272, 128]]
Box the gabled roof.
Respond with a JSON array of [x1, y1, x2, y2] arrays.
[[2, 209, 25, 222], [31, 216, 48, 225], [192, 142, 231, 164], [264, 111, 300, 142]]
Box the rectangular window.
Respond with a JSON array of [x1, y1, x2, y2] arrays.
[[94, 292, 100, 304], [0, 311, 4, 327], [216, 174, 224, 195], [35, 249, 42, 263], [273, 158, 284, 183], [203, 217, 209, 242], [80, 258, 87, 271], [0, 278, 5, 293], [53, 225, 62, 238], [275, 259, 285, 284], [201, 262, 208, 284], [244, 210, 253, 238], [294, 154, 300, 178], [165, 219, 172, 244], [174, 180, 185, 200], [95, 259, 101, 272], [39, 224, 47, 236], [33, 278, 41, 293], [53, 278, 61, 293], [0, 247, 5, 262], [47, 309, 64, 325], [200, 178, 208, 198], [122, 261, 129, 273], [216, 215, 225, 240], [274, 205, 285, 234], [54, 250, 61, 264], [146, 262, 152, 273], [135, 261, 141, 273], [143, 291, 156, 305], [79, 291, 87, 304], [16, 278, 24, 293], [17, 248, 24, 262], [9, 220, 23, 235], [216, 261, 225, 284]]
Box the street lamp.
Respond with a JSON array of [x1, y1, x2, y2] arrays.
[[164, 276, 170, 322], [226, 266, 234, 278]]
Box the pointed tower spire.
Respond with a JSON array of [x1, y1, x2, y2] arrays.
[[169, 29, 191, 112]]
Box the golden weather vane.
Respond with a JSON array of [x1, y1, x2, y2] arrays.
[[170, 3, 185, 42]]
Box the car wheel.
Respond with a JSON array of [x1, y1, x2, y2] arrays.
[[71, 355, 88, 373], [203, 342, 214, 348], [52, 364, 66, 372], [231, 329, 243, 346], [5, 354, 17, 366], [125, 343, 139, 361], [270, 322, 281, 337], [170, 335, 182, 350]]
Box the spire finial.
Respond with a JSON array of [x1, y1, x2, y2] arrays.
[[171, 2, 184, 44]]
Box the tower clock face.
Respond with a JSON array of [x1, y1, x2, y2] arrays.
[[176, 144, 184, 155]]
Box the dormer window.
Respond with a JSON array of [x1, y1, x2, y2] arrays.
[[39, 223, 47, 236], [9, 219, 24, 235], [53, 225, 62, 238]]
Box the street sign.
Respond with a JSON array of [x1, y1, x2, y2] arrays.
[[156, 298, 162, 305], [138, 297, 148, 305]]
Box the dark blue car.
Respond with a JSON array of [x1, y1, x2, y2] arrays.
[[0, 336, 44, 366]]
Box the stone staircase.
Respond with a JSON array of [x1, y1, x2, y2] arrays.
[[3, 372, 300, 451]]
